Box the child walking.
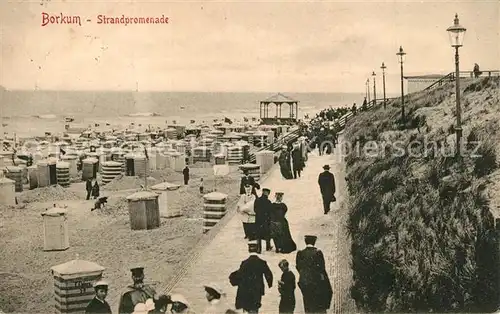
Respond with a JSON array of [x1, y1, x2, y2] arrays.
[[278, 259, 296, 313]]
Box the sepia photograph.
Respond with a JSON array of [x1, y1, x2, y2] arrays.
[[0, 0, 499, 313]]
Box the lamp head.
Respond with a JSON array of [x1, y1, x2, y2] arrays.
[[447, 13, 466, 48], [372, 71, 376, 77], [381, 62, 386, 70], [396, 46, 406, 63]]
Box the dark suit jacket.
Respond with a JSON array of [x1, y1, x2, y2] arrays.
[[235, 255, 273, 309], [118, 285, 156, 314], [240, 175, 257, 195], [296, 246, 326, 286], [318, 171, 335, 197], [86, 180, 93, 192], [291, 148, 304, 170], [295, 246, 333, 310], [254, 195, 272, 231], [85, 297, 112, 314]]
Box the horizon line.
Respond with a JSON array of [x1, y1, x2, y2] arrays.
[[1, 88, 366, 93], [0, 88, 399, 95]]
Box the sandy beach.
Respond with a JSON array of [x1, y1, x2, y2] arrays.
[[0, 162, 244, 313]]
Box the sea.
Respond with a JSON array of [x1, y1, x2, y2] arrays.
[[0, 90, 367, 139]]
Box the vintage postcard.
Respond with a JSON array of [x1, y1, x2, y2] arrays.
[[0, 1, 499, 313]]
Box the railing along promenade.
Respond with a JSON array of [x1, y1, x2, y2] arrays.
[[424, 70, 500, 91]]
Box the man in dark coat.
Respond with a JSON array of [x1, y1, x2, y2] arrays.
[[86, 179, 93, 200], [318, 164, 336, 214], [118, 267, 157, 314], [291, 146, 304, 179], [231, 240, 273, 313], [240, 170, 258, 195], [254, 188, 273, 253], [183, 166, 190, 185], [295, 235, 333, 314], [85, 280, 112, 314]]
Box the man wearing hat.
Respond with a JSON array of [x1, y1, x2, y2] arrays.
[[295, 235, 333, 313], [118, 267, 157, 314], [291, 144, 304, 179], [203, 283, 231, 314], [240, 169, 259, 196], [231, 240, 273, 313], [318, 164, 336, 214], [85, 280, 112, 314], [254, 187, 273, 253]]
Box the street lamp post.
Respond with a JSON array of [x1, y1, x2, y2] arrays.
[[447, 13, 466, 156], [396, 46, 406, 122], [366, 78, 370, 103], [381, 62, 387, 109], [372, 71, 377, 105], [365, 79, 368, 100]]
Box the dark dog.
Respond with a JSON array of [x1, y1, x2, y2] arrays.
[[91, 196, 108, 211]]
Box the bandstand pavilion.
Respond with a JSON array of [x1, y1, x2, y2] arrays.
[[259, 93, 299, 124]]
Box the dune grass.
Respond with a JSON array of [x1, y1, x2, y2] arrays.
[[344, 77, 500, 312]]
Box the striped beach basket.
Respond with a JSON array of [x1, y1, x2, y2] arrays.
[[101, 161, 122, 185], [50, 259, 105, 313], [239, 163, 261, 181], [203, 192, 228, 233], [56, 162, 70, 187], [227, 146, 243, 165]]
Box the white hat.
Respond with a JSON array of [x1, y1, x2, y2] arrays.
[[170, 293, 190, 307], [145, 298, 155, 311], [93, 280, 109, 288], [132, 303, 148, 314], [203, 282, 225, 296]]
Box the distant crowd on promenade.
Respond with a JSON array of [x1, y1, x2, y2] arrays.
[[299, 98, 373, 154]]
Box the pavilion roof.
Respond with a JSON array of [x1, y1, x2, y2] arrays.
[[261, 92, 298, 103]]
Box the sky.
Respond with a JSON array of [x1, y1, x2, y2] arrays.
[[0, 0, 498, 93]]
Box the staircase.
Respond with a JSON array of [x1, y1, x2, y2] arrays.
[[248, 128, 302, 163], [424, 70, 499, 91]]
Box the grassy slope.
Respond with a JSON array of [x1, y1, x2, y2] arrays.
[[343, 77, 500, 312]]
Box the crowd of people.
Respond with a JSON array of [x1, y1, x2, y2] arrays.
[[82, 132, 339, 314], [278, 142, 306, 180], [85, 267, 234, 314], [301, 103, 373, 157], [85, 183, 334, 314], [228, 143, 337, 313], [229, 235, 333, 314]]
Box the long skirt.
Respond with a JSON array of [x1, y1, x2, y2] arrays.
[[270, 220, 296, 253], [243, 222, 257, 240], [279, 164, 293, 180]]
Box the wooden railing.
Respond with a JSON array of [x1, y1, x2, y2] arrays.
[[424, 70, 500, 91], [247, 95, 404, 162], [248, 128, 302, 163], [337, 97, 398, 130]]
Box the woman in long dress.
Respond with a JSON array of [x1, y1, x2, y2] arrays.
[[236, 184, 257, 240], [278, 146, 293, 180], [270, 192, 297, 254]]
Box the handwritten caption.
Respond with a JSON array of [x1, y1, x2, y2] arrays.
[[41, 12, 169, 26]]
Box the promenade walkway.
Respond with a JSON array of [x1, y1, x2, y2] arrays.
[[167, 147, 356, 313]]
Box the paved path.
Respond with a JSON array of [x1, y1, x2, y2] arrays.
[[168, 147, 355, 313]]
